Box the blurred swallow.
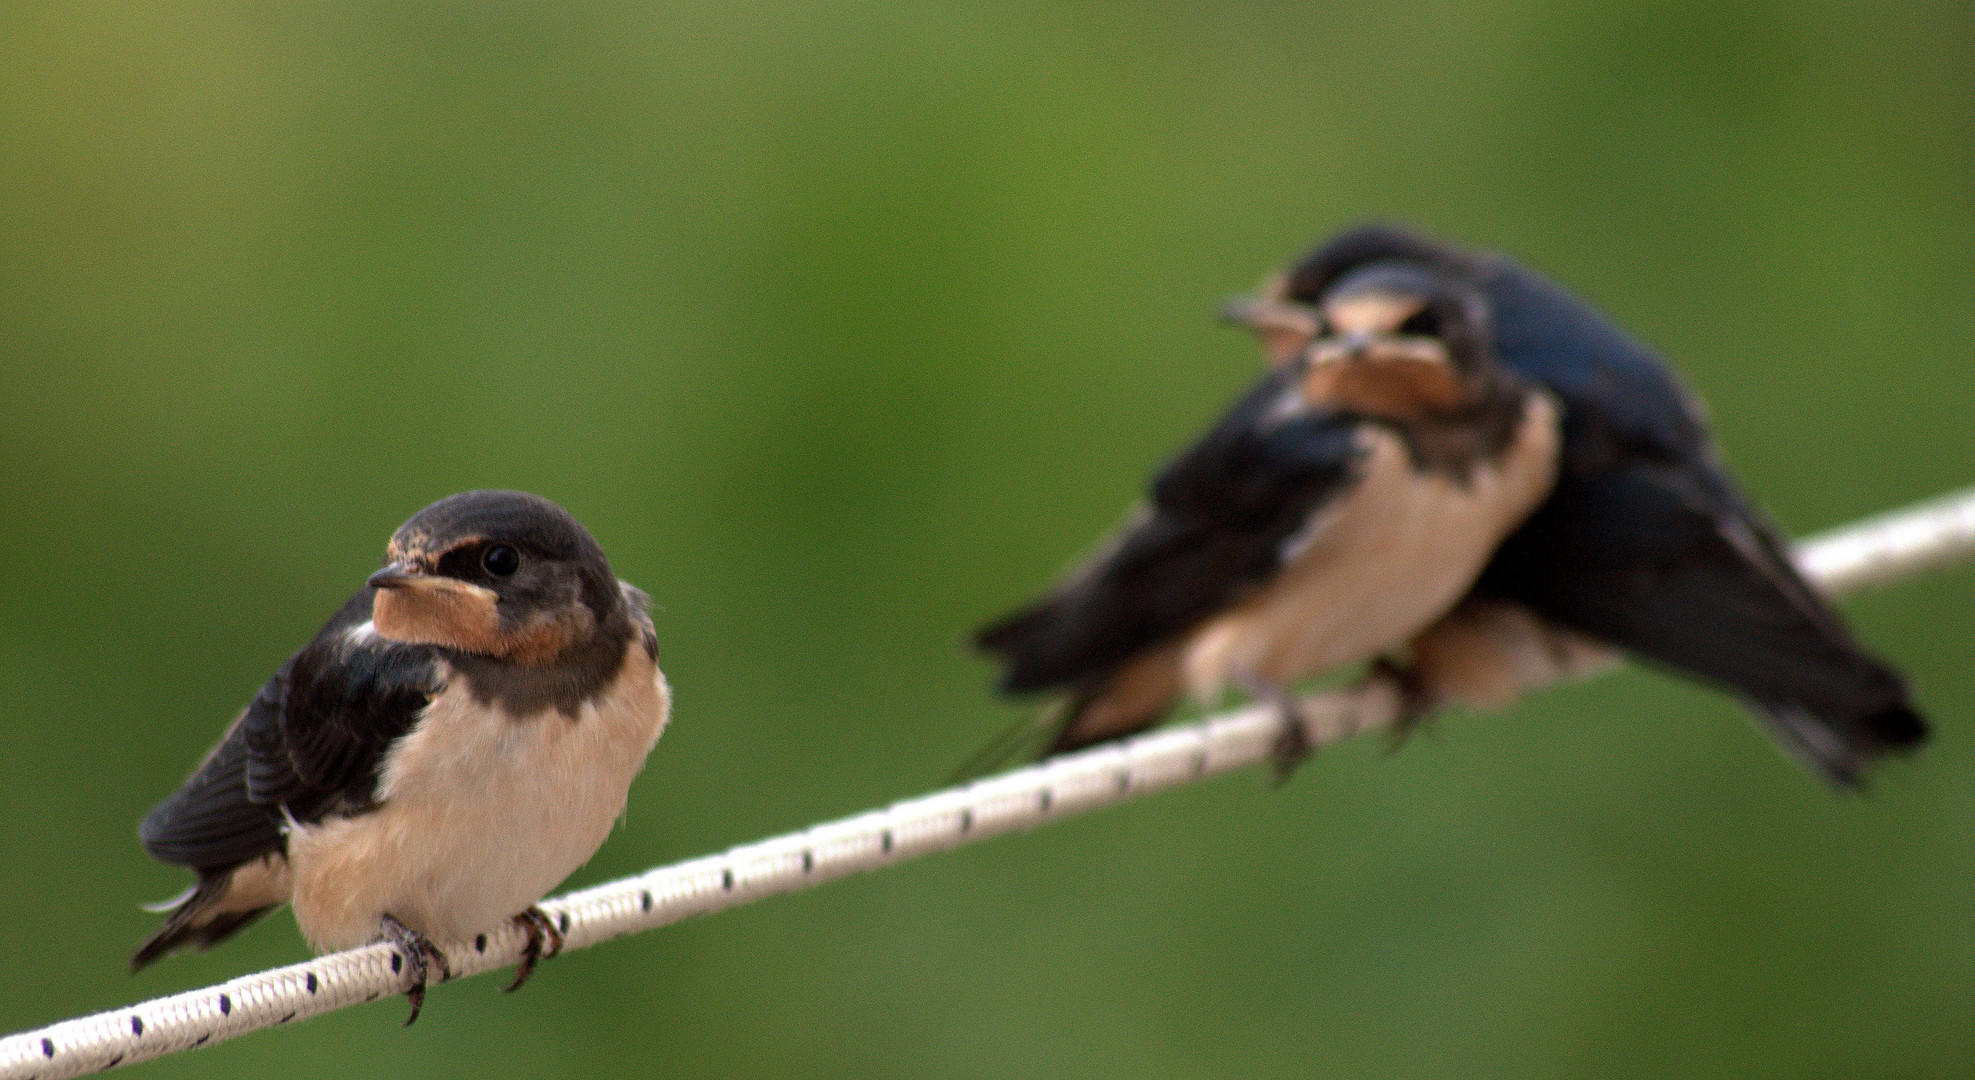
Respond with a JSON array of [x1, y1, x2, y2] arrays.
[[974, 259, 1563, 772], [1227, 224, 1927, 786], [132, 490, 669, 1022]]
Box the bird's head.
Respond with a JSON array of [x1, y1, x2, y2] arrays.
[[367, 490, 621, 665], [1228, 259, 1501, 422], [1302, 263, 1498, 420]]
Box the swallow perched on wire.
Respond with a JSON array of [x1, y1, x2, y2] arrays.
[[1223, 224, 1926, 786], [132, 490, 670, 1023], [973, 256, 1563, 773]]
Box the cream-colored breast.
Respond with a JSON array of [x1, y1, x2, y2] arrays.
[[287, 637, 670, 953], [1407, 596, 1618, 710], [1180, 393, 1560, 699]]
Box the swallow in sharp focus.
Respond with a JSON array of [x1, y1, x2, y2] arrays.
[[132, 490, 670, 1023], [974, 260, 1563, 772], [1226, 223, 1927, 786]]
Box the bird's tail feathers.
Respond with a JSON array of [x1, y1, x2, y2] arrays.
[[945, 698, 1077, 786], [130, 869, 279, 973], [953, 648, 1186, 782], [972, 603, 1070, 696], [1747, 701, 1929, 790], [1858, 703, 1929, 750]]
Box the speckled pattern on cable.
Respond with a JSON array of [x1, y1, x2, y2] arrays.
[[4, 484, 1973, 1080]]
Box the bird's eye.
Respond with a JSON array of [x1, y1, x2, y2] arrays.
[[481, 544, 521, 577], [1397, 309, 1440, 337]]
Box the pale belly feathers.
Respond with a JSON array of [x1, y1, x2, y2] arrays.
[[1180, 394, 1560, 700], [286, 638, 670, 952]]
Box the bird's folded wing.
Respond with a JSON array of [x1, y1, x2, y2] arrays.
[[978, 367, 1366, 694], [139, 593, 441, 871]]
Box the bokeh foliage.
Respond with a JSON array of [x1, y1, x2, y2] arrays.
[[1, 2, 1970, 1077]]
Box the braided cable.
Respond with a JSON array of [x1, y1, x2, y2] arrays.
[[4, 484, 1973, 1079]]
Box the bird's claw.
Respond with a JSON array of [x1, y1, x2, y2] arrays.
[[503, 905, 566, 994], [380, 913, 451, 1026], [1372, 658, 1436, 754], [1236, 675, 1313, 786], [1270, 709, 1315, 786]]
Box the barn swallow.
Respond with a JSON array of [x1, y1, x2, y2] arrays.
[[974, 259, 1563, 772], [1220, 224, 1927, 786], [132, 490, 669, 1023]]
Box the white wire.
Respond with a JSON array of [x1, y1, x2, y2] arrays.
[[5, 484, 1973, 1080], [1792, 485, 1975, 594]]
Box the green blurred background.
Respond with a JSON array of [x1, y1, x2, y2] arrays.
[[2, 2, 1971, 1076]]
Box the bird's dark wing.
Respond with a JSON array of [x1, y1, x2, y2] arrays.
[[133, 712, 274, 872], [1472, 252, 1924, 782], [1481, 462, 1923, 781], [1284, 226, 1924, 782], [139, 591, 443, 871], [977, 366, 1365, 694], [1478, 254, 1708, 472]]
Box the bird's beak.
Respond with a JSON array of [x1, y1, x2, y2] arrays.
[[1219, 297, 1321, 336], [366, 557, 504, 654], [1221, 297, 1323, 368], [367, 562, 425, 590]]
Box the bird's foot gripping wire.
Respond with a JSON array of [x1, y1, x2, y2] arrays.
[[1370, 657, 1437, 754], [1252, 664, 1435, 784], [1271, 717, 1314, 787], [1234, 675, 1315, 786], [379, 913, 452, 1026], [504, 905, 567, 994]]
